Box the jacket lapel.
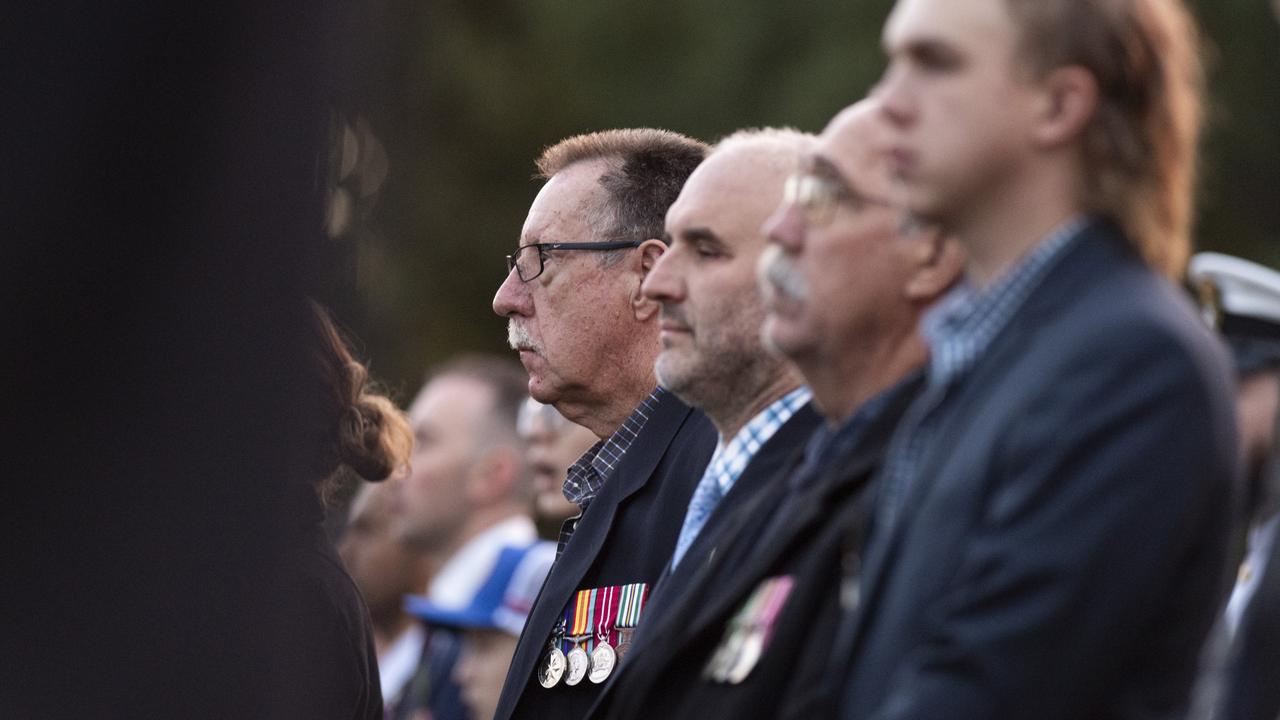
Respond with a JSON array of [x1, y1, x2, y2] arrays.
[[500, 391, 696, 712], [849, 222, 1128, 654], [632, 386, 917, 670]]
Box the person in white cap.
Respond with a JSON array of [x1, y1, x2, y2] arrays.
[[1188, 252, 1280, 720], [407, 542, 557, 720]]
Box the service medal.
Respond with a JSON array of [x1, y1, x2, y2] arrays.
[[564, 645, 590, 686], [588, 641, 616, 683], [538, 647, 566, 688], [614, 627, 634, 661]]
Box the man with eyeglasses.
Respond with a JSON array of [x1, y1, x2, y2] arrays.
[[491, 128, 718, 720], [583, 101, 963, 720]]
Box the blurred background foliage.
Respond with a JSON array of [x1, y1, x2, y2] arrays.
[[326, 0, 1280, 399]]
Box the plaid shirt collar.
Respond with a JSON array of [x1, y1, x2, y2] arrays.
[[561, 388, 664, 510], [703, 386, 812, 497], [923, 215, 1089, 388]]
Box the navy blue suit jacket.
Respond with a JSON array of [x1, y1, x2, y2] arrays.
[[586, 383, 918, 720], [493, 390, 716, 720], [630, 402, 822, 646], [841, 223, 1240, 720]]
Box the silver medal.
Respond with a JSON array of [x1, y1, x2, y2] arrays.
[[588, 641, 616, 683], [538, 647, 566, 688], [564, 645, 590, 686]]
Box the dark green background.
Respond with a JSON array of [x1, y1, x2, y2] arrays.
[[332, 0, 1280, 399]]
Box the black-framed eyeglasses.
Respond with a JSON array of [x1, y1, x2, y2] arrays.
[[505, 240, 643, 282]]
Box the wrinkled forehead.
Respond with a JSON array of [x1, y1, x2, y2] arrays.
[[814, 102, 896, 199], [520, 159, 613, 245]]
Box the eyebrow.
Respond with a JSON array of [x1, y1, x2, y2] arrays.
[[675, 226, 728, 252], [811, 153, 890, 207], [809, 154, 864, 196]]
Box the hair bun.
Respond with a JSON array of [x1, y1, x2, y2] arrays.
[[338, 390, 410, 483]]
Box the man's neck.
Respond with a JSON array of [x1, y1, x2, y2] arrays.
[[803, 326, 927, 425], [707, 370, 803, 442], [568, 369, 659, 439], [949, 162, 1083, 289]]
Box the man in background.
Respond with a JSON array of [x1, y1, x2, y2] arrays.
[[516, 398, 599, 538], [491, 129, 716, 719], [391, 356, 536, 720], [340, 482, 436, 710], [1189, 252, 1280, 720], [409, 542, 556, 720]]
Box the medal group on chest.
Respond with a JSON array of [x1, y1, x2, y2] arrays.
[[538, 583, 649, 688]]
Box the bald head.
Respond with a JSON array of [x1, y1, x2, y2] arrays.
[[644, 128, 813, 435]]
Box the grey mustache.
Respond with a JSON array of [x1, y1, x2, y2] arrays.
[[507, 322, 540, 352], [760, 248, 809, 302]]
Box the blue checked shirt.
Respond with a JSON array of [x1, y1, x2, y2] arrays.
[[873, 216, 1089, 539], [556, 389, 663, 557], [670, 386, 813, 568]]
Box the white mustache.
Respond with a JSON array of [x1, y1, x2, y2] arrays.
[[507, 322, 540, 352], [758, 245, 808, 303]]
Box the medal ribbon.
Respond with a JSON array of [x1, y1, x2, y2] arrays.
[[757, 576, 794, 646], [616, 583, 649, 628], [585, 587, 598, 652], [595, 585, 617, 647]]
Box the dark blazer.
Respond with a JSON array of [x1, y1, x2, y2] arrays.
[[1219, 524, 1280, 720], [587, 383, 918, 720], [633, 402, 823, 645], [841, 222, 1240, 720], [493, 390, 717, 720]]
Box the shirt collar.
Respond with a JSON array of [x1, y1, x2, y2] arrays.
[[705, 386, 813, 495], [562, 388, 665, 508], [923, 215, 1089, 387]]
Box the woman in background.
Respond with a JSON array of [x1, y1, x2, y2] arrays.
[[269, 300, 412, 719]]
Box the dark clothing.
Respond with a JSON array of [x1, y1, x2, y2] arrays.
[[586, 382, 916, 720], [631, 403, 822, 648], [494, 391, 717, 720], [841, 222, 1240, 720], [388, 627, 467, 720], [274, 520, 384, 720], [1219, 528, 1280, 720]]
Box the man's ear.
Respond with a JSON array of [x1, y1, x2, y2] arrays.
[[1030, 65, 1098, 148], [633, 239, 666, 322], [904, 230, 965, 302], [466, 446, 519, 505]]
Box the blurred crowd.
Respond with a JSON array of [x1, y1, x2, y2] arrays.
[[293, 1, 1280, 719]]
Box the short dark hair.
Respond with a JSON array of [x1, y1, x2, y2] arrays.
[[536, 129, 709, 253]]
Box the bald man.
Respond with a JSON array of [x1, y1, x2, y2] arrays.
[[586, 103, 963, 720]]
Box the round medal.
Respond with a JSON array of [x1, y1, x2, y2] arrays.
[[564, 646, 590, 686], [588, 642, 616, 683], [614, 627, 634, 661], [538, 647, 566, 689]]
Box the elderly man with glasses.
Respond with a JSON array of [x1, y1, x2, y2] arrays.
[[491, 128, 718, 720], [582, 101, 964, 720]]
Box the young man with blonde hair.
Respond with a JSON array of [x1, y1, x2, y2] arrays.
[[840, 1, 1240, 718]]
